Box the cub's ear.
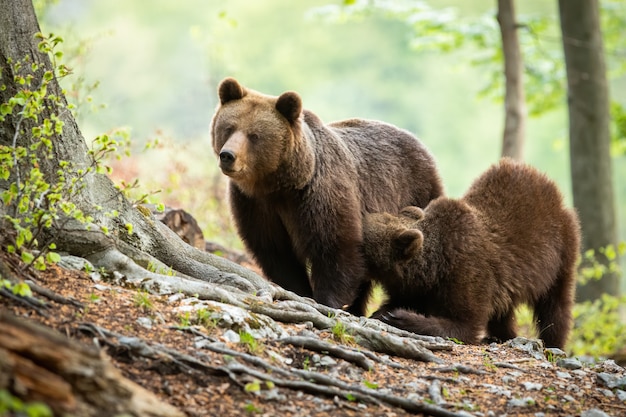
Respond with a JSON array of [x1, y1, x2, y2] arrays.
[[218, 77, 245, 104], [276, 91, 302, 124], [393, 229, 424, 261], [400, 206, 425, 221]]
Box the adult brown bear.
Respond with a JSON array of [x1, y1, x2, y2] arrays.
[[211, 78, 443, 314], [362, 158, 580, 348]]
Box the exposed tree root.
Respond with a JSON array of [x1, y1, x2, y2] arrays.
[[78, 322, 468, 417]]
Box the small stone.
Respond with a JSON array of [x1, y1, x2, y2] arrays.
[[319, 356, 337, 367], [556, 371, 571, 379], [562, 394, 576, 403], [598, 389, 614, 397], [616, 389, 626, 401], [557, 358, 582, 370], [522, 382, 543, 391], [136, 316, 152, 329], [168, 293, 186, 303], [545, 347, 567, 360], [581, 409, 611, 417], [222, 329, 240, 343], [507, 397, 536, 407], [501, 375, 517, 385], [597, 372, 626, 389]]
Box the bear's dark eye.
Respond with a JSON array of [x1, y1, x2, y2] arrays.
[[248, 133, 260, 142], [222, 125, 235, 138]]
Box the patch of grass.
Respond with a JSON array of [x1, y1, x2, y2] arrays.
[[239, 330, 263, 354], [133, 290, 154, 312], [331, 320, 354, 344]]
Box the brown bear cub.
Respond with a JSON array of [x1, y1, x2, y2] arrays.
[[211, 78, 443, 313], [362, 158, 580, 348]]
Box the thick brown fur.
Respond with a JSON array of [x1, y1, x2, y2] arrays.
[[362, 158, 580, 348], [210, 78, 443, 313]]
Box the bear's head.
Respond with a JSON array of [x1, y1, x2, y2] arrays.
[[210, 77, 314, 196], [362, 206, 425, 275]]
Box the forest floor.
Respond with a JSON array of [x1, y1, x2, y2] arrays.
[[2, 247, 626, 417]]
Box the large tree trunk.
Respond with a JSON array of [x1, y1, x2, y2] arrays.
[[0, 0, 268, 294], [558, 0, 620, 301], [497, 0, 526, 160]]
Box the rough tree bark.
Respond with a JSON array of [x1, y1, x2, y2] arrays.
[[497, 0, 526, 160], [558, 0, 620, 301]]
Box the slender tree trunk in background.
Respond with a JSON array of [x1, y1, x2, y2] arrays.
[[558, 0, 620, 301], [497, 0, 526, 160]]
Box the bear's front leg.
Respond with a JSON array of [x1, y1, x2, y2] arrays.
[[229, 187, 313, 297], [309, 242, 367, 311]]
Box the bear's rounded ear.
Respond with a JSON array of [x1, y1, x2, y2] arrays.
[[400, 206, 425, 221], [394, 229, 424, 261], [218, 77, 245, 104], [276, 91, 302, 124]]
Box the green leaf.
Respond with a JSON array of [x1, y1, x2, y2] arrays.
[[12, 282, 32, 297], [21, 251, 34, 264], [363, 380, 378, 389], [46, 252, 61, 264], [244, 380, 261, 393]]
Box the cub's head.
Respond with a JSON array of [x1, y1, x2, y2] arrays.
[[210, 77, 305, 196], [362, 206, 425, 275]]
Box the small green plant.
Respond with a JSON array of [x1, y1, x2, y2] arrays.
[[344, 393, 357, 402], [239, 330, 263, 354], [133, 290, 154, 312], [88, 292, 100, 303], [363, 380, 378, 389], [302, 356, 311, 370], [482, 353, 497, 372], [195, 307, 218, 328], [331, 320, 354, 344], [242, 402, 262, 414], [178, 311, 191, 327], [0, 389, 52, 417], [1, 278, 33, 297], [244, 380, 261, 393]]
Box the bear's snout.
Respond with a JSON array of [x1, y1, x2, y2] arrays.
[[219, 150, 236, 168]]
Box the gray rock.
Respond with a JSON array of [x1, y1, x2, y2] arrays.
[[136, 316, 153, 329], [581, 409, 611, 417], [222, 329, 240, 343], [616, 389, 626, 401], [319, 356, 337, 367], [522, 382, 543, 391], [597, 372, 626, 389], [557, 357, 583, 370], [545, 347, 567, 360], [507, 397, 536, 407], [506, 337, 545, 360], [556, 371, 571, 379]]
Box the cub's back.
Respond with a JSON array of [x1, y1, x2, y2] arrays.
[[462, 158, 575, 264]]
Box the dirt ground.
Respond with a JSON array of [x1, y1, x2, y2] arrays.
[[2, 249, 626, 417]]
